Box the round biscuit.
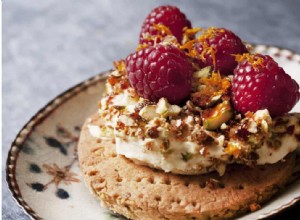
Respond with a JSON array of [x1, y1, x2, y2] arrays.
[[78, 113, 297, 220]]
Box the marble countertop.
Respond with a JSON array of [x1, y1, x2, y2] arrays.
[[3, 0, 300, 219]]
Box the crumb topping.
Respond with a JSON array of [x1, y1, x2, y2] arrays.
[[91, 66, 300, 175]]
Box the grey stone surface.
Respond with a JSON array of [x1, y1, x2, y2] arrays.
[[3, 0, 300, 219]]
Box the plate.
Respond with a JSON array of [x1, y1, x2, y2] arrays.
[[6, 45, 300, 220]]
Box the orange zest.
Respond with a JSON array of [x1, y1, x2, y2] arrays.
[[197, 27, 223, 68], [180, 39, 198, 57], [180, 27, 222, 70], [138, 24, 177, 48], [225, 143, 241, 158], [136, 43, 149, 51], [153, 23, 173, 36], [182, 27, 202, 44], [191, 72, 231, 108], [200, 72, 231, 95], [235, 53, 265, 69], [113, 60, 126, 73]]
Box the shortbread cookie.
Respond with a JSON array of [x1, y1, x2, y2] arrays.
[[78, 114, 297, 220]]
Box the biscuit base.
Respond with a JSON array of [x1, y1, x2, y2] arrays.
[[78, 114, 298, 220]]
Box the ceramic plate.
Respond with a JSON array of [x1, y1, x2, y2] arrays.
[[6, 45, 300, 220]]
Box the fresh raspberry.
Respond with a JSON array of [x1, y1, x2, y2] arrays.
[[195, 27, 248, 75], [139, 5, 191, 45], [232, 54, 300, 116], [125, 44, 193, 104]]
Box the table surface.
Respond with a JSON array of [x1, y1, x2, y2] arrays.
[[3, 0, 300, 219]]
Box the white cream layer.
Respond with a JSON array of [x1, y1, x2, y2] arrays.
[[94, 83, 300, 175], [88, 121, 300, 175]]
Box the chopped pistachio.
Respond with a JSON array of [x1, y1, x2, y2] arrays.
[[254, 109, 272, 124], [110, 70, 122, 77], [215, 163, 226, 176], [248, 135, 259, 145], [204, 94, 222, 108], [261, 120, 269, 133], [157, 127, 169, 138], [156, 98, 169, 115], [161, 35, 178, 46], [125, 105, 136, 114], [88, 125, 114, 138], [185, 115, 194, 124], [193, 66, 211, 79], [216, 135, 225, 147], [220, 123, 228, 130], [203, 101, 233, 130], [100, 97, 109, 109], [118, 115, 136, 126], [247, 120, 258, 133], [211, 94, 222, 102], [105, 83, 113, 94], [168, 104, 181, 116], [156, 98, 181, 117], [139, 105, 159, 120], [197, 84, 206, 91], [181, 152, 192, 162]]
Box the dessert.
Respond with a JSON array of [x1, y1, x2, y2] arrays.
[[78, 5, 300, 219]]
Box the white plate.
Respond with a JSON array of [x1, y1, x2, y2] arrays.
[[6, 45, 300, 220]]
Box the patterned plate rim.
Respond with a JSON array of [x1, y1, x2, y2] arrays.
[[6, 70, 111, 219], [5, 45, 300, 220]]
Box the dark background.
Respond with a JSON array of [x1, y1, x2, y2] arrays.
[[3, 0, 300, 219]]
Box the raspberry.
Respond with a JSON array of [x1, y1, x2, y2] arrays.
[[125, 44, 193, 104], [195, 27, 248, 75], [232, 54, 300, 116], [139, 5, 191, 45]]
